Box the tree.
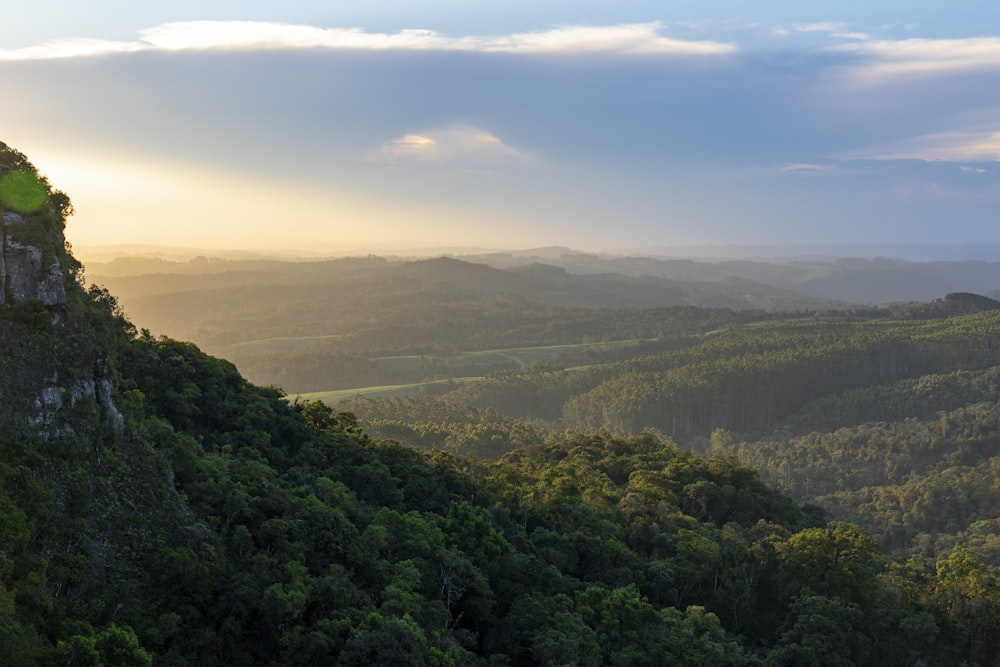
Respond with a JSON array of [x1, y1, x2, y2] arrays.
[[777, 522, 882, 605], [767, 594, 870, 667]]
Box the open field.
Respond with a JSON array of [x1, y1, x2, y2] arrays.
[[290, 362, 605, 406], [371, 339, 643, 372], [237, 337, 644, 364], [290, 376, 481, 404], [229, 335, 348, 353], [282, 340, 645, 400]]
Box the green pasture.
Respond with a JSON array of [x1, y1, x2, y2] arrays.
[[290, 376, 480, 405], [230, 334, 347, 353], [278, 339, 647, 402], [373, 339, 641, 371], [235, 336, 641, 363]]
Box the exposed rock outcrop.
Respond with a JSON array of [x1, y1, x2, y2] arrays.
[[1, 152, 120, 441], [1, 211, 67, 306], [29, 364, 125, 438]]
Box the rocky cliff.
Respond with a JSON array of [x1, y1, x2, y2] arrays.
[[0, 142, 122, 440], [1, 210, 67, 306]]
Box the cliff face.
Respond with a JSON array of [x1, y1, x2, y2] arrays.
[[29, 357, 124, 439], [0, 144, 121, 440], [1, 210, 68, 306]]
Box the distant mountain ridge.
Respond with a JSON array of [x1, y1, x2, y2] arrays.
[[87, 248, 1000, 311], [85, 253, 834, 351], [461, 251, 1000, 304]]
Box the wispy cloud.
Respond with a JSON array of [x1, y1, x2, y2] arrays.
[[0, 38, 144, 60], [792, 22, 869, 40], [839, 130, 1000, 162], [833, 36, 1000, 77], [463, 23, 737, 55], [778, 163, 838, 173], [0, 21, 737, 61], [794, 22, 848, 34], [380, 125, 532, 167]]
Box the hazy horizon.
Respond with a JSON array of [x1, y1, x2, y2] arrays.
[[72, 241, 1000, 267], [3, 2, 999, 255]]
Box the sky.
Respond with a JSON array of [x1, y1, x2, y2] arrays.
[[1, 1, 999, 257]]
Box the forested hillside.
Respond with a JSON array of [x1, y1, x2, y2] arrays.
[[335, 302, 1000, 596], [6, 311, 1000, 665], [339, 305, 1000, 442], [7, 140, 1000, 665]]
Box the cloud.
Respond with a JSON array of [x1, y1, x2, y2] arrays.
[[833, 31, 870, 41], [386, 134, 438, 158], [838, 130, 1000, 162], [0, 21, 737, 61], [789, 23, 869, 40], [460, 23, 737, 55], [380, 125, 531, 167], [832, 36, 1000, 77], [794, 22, 849, 34], [0, 37, 144, 60], [778, 163, 838, 173]]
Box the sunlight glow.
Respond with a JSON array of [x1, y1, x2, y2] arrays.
[[26, 150, 551, 254]]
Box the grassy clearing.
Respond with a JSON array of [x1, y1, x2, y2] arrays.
[[231, 335, 346, 353], [289, 362, 607, 406], [372, 340, 643, 372], [233, 336, 643, 363], [286, 340, 647, 400], [289, 376, 481, 405]]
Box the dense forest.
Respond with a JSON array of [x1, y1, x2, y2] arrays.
[[7, 298, 1000, 665], [7, 140, 1000, 665], [328, 301, 1000, 622]]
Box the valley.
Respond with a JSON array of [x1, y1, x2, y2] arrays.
[[5, 142, 1000, 664]]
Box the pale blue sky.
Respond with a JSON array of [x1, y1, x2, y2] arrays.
[[1, 2, 999, 255]]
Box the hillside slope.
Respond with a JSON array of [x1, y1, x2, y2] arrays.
[[3, 141, 1000, 665]]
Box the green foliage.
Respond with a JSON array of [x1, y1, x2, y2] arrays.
[[558, 314, 1000, 437], [338, 395, 553, 459], [776, 365, 1000, 434], [3, 306, 879, 665], [767, 593, 870, 666], [326, 310, 1000, 450], [0, 169, 48, 213], [0, 143, 75, 272], [713, 396, 1000, 563], [7, 270, 1000, 665], [891, 292, 1000, 320], [55, 625, 152, 667]]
